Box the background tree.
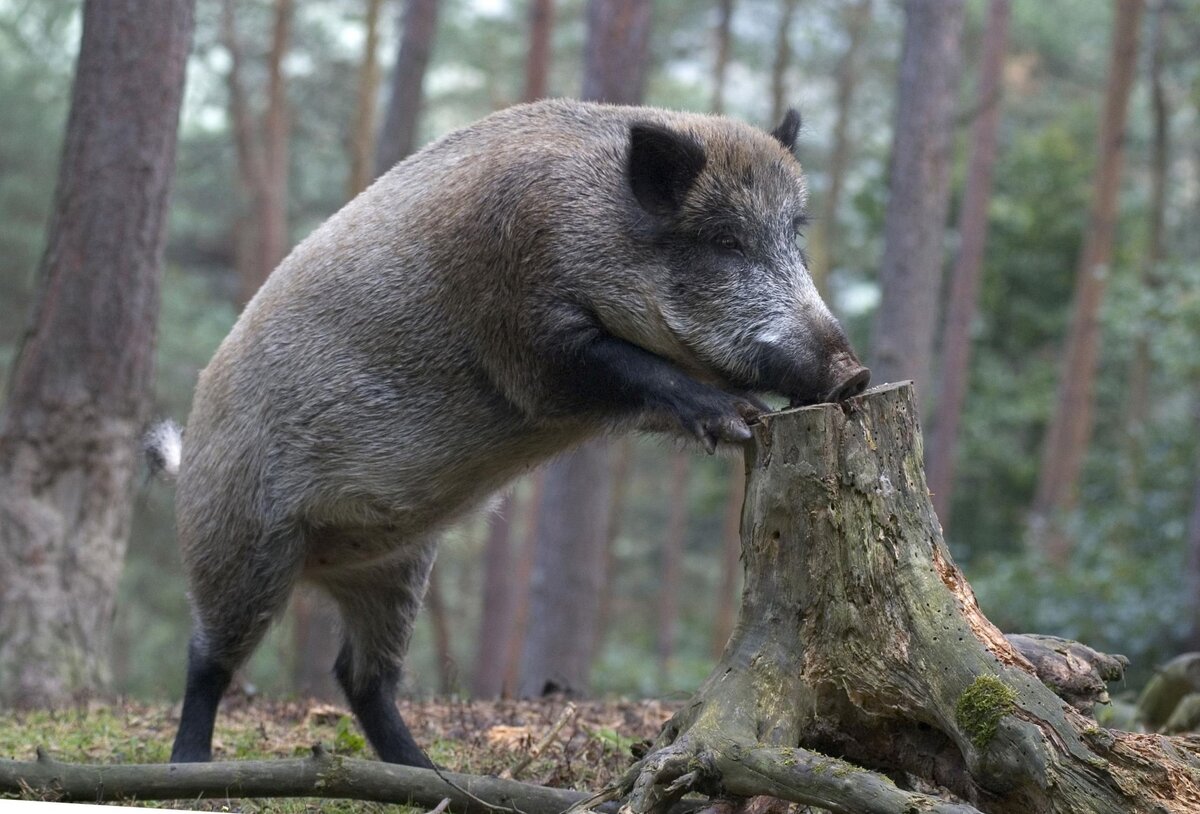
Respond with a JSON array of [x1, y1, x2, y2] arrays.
[[223, 0, 293, 306], [768, 0, 799, 126], [870, 0, 964, 403], [524, 0, 555, 102], [926, 0, 1011, 525], [0, 0, 195, 706], [710, 0, 734, 114], [809, 0, 872, 297], [1030, 0, 1145, 564], [348, 0, 386, 198], [375, 0, 441, 175], [517, 0, 652, 698]]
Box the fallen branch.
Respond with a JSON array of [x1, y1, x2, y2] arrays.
[[501, 701, 576, 780], [0, 744, 694, 813]]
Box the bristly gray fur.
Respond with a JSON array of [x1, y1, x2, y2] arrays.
[[144, 419, 182, 481], [164, 99, 868, 766]]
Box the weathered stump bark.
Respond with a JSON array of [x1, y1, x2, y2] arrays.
[[618, 383, 1200, 814]]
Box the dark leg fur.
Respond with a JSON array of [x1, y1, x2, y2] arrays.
[[333, 644, 434, 767], [170, 636, 234, 762], [325, 542, 437, 767]]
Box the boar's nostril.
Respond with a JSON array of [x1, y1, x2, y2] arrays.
[[828, 367, 870, 403]]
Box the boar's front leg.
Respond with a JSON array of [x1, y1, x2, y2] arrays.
[[555, 329, 762, 452]]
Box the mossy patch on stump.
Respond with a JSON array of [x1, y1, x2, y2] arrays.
[[955, 675, 1017, 749]]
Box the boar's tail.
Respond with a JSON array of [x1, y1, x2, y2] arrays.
[[144, 419, 183, 482]]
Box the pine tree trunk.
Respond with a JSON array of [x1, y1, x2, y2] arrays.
[[870, 0, 964, 402], [375, 0, 441, 176], [926, 0, 1011, 526], [222, 0, 293, 306], [0, 0, 195, 707], [290, 588, 340, 700], [1122, 0, 1168, 485], [616, 383, 1200, 814], [769, 0, 799, 126], [595, 439, 634, 653], [809, 0, 871, 297], [425, 563, 456, 694], [517, 442, 613, 697], [710, 456, 744, 659], [503, 471, 545, 696], [515, 0, 652, 699], [1031, 0, 1144, 563], [471, 493, 516, 698], [710, 0, 735, 114], [523, 0, 554, 102], [656, 450, 690, 685], [581, 0, 652, 106], [348, 0, 385, 197]]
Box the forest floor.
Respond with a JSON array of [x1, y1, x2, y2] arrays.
[[0, 695, 679, 812]]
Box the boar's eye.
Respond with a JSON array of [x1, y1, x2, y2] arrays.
[[714, 234, 744, 255]]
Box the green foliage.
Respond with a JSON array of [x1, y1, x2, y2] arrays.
[[333, 716, 367, 755]]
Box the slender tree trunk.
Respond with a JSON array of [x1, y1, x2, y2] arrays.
[[503, 470, 545, 696], [581, 0, 652, 105], [471, 493, 516, 698], [1030, 0, 1145, 564], [348, 0, 385, 198], [1122, 0, 1169, 480], [870, 0, 964, 402], [594, 440, 634, 658], [517, 443, 613, 697], [425, 563, 455, 694], [769, 0, 799, 126], [656, 450, 690, 685], [809, 0, 871, 296], [523, 0, 554, 102], [0, 0, 195, 707], [223, 0, 293, 306], [1186, 421, 1200, 651], [710, 455, 745, 659], [926, 0, 1011, 526], [516, 0, 651, 699], [290, 589, 340, 700], [374, 0, 441, 176], [711, 0, 735, 114]]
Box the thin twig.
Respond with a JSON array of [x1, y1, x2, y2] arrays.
[[430, 760, 525, 814], [426, 796, 453, 814], [502, 702, 578, 780]]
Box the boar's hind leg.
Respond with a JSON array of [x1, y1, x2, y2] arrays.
[[171, 523, 304, 763], [326, 540, 437, 768]]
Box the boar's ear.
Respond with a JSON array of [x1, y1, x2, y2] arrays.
[[628, 123, 707, 217], [771, 108, 802, 154]]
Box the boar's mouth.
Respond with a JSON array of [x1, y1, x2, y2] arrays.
[[787, 366, 871, 408]]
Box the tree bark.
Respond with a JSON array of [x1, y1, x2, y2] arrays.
[[926, 0, 1011, 526], [809, 0, 871, 297], [523, 0, 555, 102], [870, 0, 964, 403], [290, 588, 341, 700], [517, 442, 613, 697], [0, 745, 691, 814], [348, 0, 386, 198], [656, 450, 690, 685], [222, 0, 293, 306], [596, 439, 634, 652], [503, 470, 546, 696], [768, 0, 799, 127], [425, 563, 456, 694], [1122, 0, 1169, 483], [581, 0, 652, 106], [710, 456, 745, 659], [471, 493, 516, 697], [0, 0, 195, 707], [1030, 0, 1145, 564], [710, 0, 735, 114], [614, 383, 1200, 814], [514, 0, 652, 699], [375, 0, 441, 176]]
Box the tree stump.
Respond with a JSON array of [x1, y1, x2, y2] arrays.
[[616, 383, 1200, 814]]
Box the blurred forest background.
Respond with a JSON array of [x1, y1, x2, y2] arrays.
[[1, 0, 1199, 707]]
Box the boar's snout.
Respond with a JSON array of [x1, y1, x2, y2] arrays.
[[825, 357, 870, 403]]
